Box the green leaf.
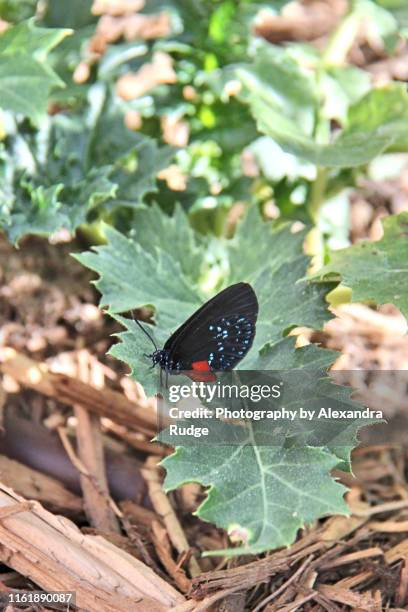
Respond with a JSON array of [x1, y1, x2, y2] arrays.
[[106, 136, 174, 209], [0, 56, 63, 122], [0, 0, 38, 22], [355, 0, 399, 52], [249, 339, 376, 465], [79, 205, 334, 353], [163, 443, 348, 556], [320, 66, 371, 124], [238, 43, 316, 135], [0, 19, 71, 59], [0, 183, 66, 241], [346, 85, 408, 151], [313, 212, 408, 320], [42, 0, 95, 29], [241, 68, 408, 166], [76, 223, 202, 325], [0, 117, 114, 243], [0, 21, 70, 121], [160, 337, 378, 555], [127, 204, 205, 282], [0, 104, 173, 242], [227, 207, 335, 353], [75, 212, 204, 395]]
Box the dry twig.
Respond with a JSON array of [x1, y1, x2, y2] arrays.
[[0, 348, 157, 434], [142, 456, 202, 578], [71, 350, 119, 532]]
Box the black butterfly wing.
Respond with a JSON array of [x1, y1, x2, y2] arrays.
[[164, 282, 258, 371]]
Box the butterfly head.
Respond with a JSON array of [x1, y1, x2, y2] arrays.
[[149, 349, 168, 368]]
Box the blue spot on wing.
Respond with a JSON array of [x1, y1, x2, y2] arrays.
[[207, 314, 255, 370]]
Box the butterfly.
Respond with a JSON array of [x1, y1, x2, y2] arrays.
[[135, 282, 258, 380]]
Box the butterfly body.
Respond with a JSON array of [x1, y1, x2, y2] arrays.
[[143, 283, 258, 376], [149, 348, 182, 371]]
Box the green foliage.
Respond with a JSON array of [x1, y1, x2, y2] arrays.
[[314, 213, 408, 319], [240, 72, 408, 167], [1, 1, 408, 239], [163, 440, 348, 555], [0, 21, 69, 122], [0, 0, 37, 22], [0, 95, 173, 243]]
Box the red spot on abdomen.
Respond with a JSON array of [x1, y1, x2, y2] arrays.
[[192, 360, 211, 372], [190, 360, 216, 382]]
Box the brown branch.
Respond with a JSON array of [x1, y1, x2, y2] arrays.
[[142, 457, 202, 578], [0, 454, 82, 516], [191, 514, 367, 598], [0, 348, 157, 434], [251, 556, 314, 612], [71, 350, 119, 533], [0, 483, 184, 611], [120, 499, 160, 528], [317, 584, 378, 609], [151, 520, 192, 593], [192, 554, 291, 600], [102, 419, 170, 456]]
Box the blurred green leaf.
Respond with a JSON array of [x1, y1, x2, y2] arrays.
[[313, 212, 408, 319], [242, 77, 408, 166], [0, 57, 63, 122], [321, 66, 371, 123], [355, 0, 399, 51], [42, 0, 95, 29], [0, 101, 173, 242], [0, 19, 71, 58], [0, 21, 70, 121], [239, 44, 317, 133], [0, 0, 37, 21]]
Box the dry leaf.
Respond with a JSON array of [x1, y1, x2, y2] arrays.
[[183, 85, 198, 101], [124, 12, 172, 40], [125, 110, 143, 131], [158, 165, 187, 191], [161, 115, 189, 147], [73, 61, 91, 84], [241, 149, 259, 177], [223, 80, 242, 98], [254, 0, 347, 43], [116, 52, 176, 100], [89, 32, 108, 55], [97, 14, 127, 43], [0, 19, 9, 34], [92, 0, 145, 17]]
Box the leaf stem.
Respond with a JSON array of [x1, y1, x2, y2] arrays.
[[308, 1, 360, 223], [323, 1, 361, 67], [309, 166, 328, 224], [84, 83, 109, 172]]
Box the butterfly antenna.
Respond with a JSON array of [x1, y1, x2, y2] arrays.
[[131, 311, 158, 351]]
